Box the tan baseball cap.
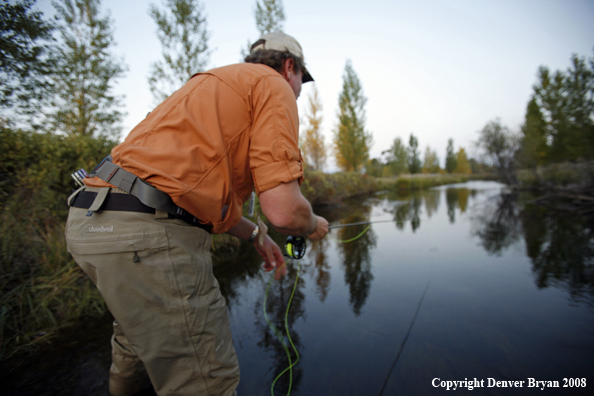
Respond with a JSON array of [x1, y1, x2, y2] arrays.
[[250, 31, 314, 83]]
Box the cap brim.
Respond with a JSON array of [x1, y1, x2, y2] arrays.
[[302, 67, 314, 83]]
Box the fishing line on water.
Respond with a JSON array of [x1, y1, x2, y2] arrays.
[[377, 229, 437, 396], [377, 274, 432, 396]]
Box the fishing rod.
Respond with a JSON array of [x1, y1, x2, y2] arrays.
[[285, 219, 393, 259]]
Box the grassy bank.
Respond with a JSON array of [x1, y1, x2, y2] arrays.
[[517, 160, 594, 192], [379, 173, 493, 192]]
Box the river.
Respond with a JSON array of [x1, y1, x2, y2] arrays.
[[3, 181, 593, 395]]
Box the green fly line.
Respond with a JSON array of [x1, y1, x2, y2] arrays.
[[265, 224, 372, 395], [333, 224, 371, 243], [263, 261, 301, 396]]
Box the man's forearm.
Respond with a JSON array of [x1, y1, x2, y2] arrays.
[[259, 181, 318, 236], [226, 217, 257, 241]]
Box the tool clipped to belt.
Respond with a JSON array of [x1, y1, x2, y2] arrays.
[[70, 155, 211, 232]]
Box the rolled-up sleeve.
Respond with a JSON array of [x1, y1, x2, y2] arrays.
[[249, 75, 304, 194]]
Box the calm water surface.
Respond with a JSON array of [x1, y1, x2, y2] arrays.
[[3, 181, 593, 395]]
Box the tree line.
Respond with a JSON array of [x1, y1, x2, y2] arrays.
[[475, 51, 594, 186], [304, 49, 593, 179]]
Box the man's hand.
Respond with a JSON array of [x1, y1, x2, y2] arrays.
[[254, 234, 287, 280], [306, 215, 329, 240]]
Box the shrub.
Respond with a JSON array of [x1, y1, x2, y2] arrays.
[[0, 128, 115, 359]]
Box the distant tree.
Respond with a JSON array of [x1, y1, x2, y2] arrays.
[[48, 0, 127, 138], [454, 148, 471, 174], [0, 0, 55, 128], [365, 158, 383, 177], [475, 119, 519, 185], [333, 59, 372, 172], [407, 133, 421, 174], [255, 0, 284, 34], [422, 146, 440, 173], [518, 97, 547, 170], [383, 137, 407, 175], [531, 51, 594, 162], [241, 0, 285, 59], [445, 138, 457, 173], [469, 158, 482, 174], [301, 85, 326, 171], [149, 0, 211, 102]]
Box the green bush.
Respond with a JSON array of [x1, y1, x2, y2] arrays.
[[0, 127, 115, 359]]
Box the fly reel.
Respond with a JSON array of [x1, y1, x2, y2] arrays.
[[285, 236, 306, 259]]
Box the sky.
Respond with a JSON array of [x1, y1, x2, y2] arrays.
[[36, 0, 594, 171]]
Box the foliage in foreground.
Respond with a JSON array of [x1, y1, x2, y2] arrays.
[[0, 128, 115, 359]]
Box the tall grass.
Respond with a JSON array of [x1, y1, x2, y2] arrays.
[[0, 221, 105, 360]]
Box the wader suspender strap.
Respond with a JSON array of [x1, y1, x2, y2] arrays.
[[90, 156, 179, 215]]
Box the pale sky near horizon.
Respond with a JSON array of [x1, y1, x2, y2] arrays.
[[36, 0, 594, 171]]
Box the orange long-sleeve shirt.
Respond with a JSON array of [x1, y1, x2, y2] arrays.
[[85, 63, 304, 234]]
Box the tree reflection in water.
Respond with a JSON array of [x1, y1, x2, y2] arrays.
[[335, 204, 377, 316], [521, 202, 594, 305], [305, 237, 331, 302], [390, 191, 422, 232], [470, 191, 594, 306], [470, 192, 522, 256]]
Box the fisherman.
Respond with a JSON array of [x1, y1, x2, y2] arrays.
[[65, 32, 329, 396]]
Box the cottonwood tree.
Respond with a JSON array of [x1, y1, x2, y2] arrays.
[[383, 137, 407, 175], [149, 0, 211, 102], [333, 59, 372, 172], [241, 0, 285, 59], [301, 85, 326, 171], [0, 0, 55, 128], [48, 0, 127, 138], [422, 146, 440, 173], [407, 133, 421, 174], [445, 138, 457, 173], [455, 148, 471, 174], [476, 119, 519, 185], [255, 0, 284, 34]]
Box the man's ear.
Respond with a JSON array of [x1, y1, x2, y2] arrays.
[[282, 58, 295, 81]]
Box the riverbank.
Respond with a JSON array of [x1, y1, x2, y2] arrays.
[[517, 160, 594, 213]]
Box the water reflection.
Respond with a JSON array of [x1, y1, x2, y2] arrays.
[[306, 238, 331, 302], [470, 191, 522, 256], [522, 201, 594, 305], [335, 208, 377, 316], [470, 190, 594, 305], [389, 191, 422, 232], [217, 183, 594, 396]]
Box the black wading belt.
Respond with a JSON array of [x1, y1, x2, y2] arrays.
[[75, 155, 211, 232]]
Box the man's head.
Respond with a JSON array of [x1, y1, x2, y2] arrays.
[[244, 32, 313, 98]]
